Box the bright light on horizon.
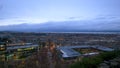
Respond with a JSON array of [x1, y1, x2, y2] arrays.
[[0, 16, 97, 26]]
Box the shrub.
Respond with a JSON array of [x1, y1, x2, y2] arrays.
[[70, 50, 120, 68]]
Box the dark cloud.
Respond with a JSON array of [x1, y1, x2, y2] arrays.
[[94, 15, 120, 21], [0, 4, 3, 10], [68, 17, 82, 20], [0, 19, 120, 32]]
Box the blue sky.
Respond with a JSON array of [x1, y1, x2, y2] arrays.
[[0, 0, 120, 25]]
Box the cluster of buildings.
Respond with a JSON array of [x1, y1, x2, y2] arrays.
[[0, 42, 39, 61], [0, 31, 119, 61], [56, 45, 114, 59], [1, 32, 119, 46]]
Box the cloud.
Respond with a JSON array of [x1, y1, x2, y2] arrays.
[[0, 18, 120, 32], [0, 18, 5, 20], [0, 17, 48, 25], [68, 16, 92, 21], [0, 4, 3, 10], [0, 15, 120, 27], [94, 15, 120, 21]]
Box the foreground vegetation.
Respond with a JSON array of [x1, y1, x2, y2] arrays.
[[70, 50, 120, 68]]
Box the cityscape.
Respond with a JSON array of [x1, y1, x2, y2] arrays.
[[1, 0, 120, 68], [0, 31, 120, 68]]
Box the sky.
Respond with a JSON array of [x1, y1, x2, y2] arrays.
[[0, 0, 120, 26]]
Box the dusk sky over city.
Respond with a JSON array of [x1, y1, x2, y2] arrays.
[[0, 0, 120, 26], [1, 0, 120, 68]]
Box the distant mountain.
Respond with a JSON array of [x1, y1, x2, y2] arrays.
[[0, 20, 120, 32]]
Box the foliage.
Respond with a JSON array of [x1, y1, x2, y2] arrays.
[[99, 50, 120, 61], [70, 50, 120, 68]]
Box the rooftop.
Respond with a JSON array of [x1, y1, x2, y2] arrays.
[[57, 45, 114, 58], [7, 43, 39, 50]]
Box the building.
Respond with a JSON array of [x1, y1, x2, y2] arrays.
[[56, 45, 114, 59], [4, 43, 39, 61]]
